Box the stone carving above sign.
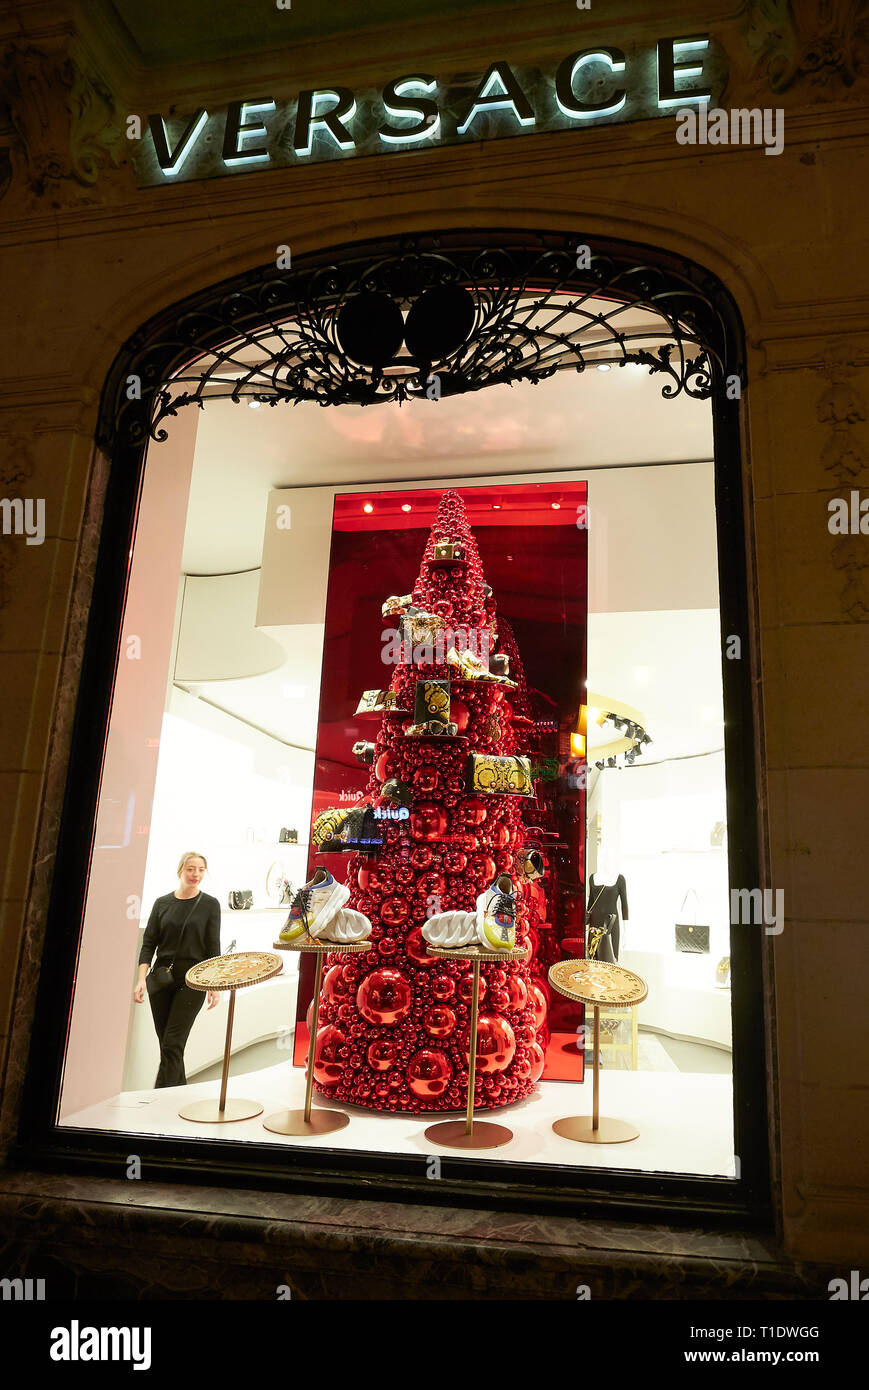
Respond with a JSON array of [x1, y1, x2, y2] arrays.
[[0, 40, 123, 205], [743, 0, 869, 92]]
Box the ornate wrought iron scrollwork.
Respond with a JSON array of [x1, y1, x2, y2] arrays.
[[97, 232, 742, 450]]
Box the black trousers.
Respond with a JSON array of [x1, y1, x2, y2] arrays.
[[148, 959, 205, 1088]]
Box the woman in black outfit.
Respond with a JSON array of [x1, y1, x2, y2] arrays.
[[133, 851, 221, 1088]]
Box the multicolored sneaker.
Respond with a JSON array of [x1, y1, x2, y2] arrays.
[[476, 874, 518, 950], [279, 869, 350, 942]]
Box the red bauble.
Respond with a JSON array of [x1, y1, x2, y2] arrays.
[[406, 926, 437, 968], [381, 895, 409, 927], [431, 974, 456, 1001], [395, 865, 415, 888], [375, 752, 397, 782], [469, 853, 497, 883], [443, 848, 467, 874], [506, 975, 529, 1011], [410, 802, 447, 842], [462, 799, 488, 827], [529, 980, 548, 1031], [424, 1004, 457, 1038], [418, 870, 446, 900], [367, 1040, 397, 1071], [451, 698, 470, 734], [414, 768, 441, 795], [313, 1026, 345, 1085], [410, 845, 434, 870], [528, 1039, 546, 1083], [494, 824, 511, 849], [378, 936, 398, 957], [447, 776, 466, 795], [466, 1015, 516, 1073], [407, 1049, 452, 1098], [488, 986, 509, 1012], [356, 968, 413, 1024], [432, 599, 453, 619], [322, 964, 352, 1005], [458, 973, 486, 1004]]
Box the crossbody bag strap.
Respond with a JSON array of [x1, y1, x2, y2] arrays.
[[586, 883, 607, 918], [168, 894, 203, 970]]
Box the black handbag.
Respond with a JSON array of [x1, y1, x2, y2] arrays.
[[228, 890, 253, 910], [145, 896, 202, 995], [675, 890, 710, 953]]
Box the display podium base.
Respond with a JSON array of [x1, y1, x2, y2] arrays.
[[178, 1097, 264, 1123], [552, 1115, 639, 1144], [262, 1108, 350, 1137], [424, 1119, 514, 1150]]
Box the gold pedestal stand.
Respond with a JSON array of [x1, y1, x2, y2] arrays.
[[263, 936, 373, 1137], [178, 951, 283, 1123], [424, 943, 529, 1151], [548, 958, 648, 1144]]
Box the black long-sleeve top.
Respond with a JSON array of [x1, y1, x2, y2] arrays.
[[138, 891, 221, 967], [587, 874, 629, 927]]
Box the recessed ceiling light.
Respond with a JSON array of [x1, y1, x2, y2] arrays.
[[551, 501, 561, 510], [401, 503, 412, 512], [248, 399, 261, 408], [363, 503, 374, 514], [596, 364, 611, 372]]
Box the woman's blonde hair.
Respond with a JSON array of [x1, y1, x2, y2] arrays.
[[177, 851, 208, 876]]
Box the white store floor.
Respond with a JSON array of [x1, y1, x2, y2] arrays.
[[61, 1061, 736, 1178]]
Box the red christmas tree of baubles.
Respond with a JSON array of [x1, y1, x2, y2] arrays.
[[311, 490, 549, 1113]]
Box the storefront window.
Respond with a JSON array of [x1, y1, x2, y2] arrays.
[[57, 329, 737, 1183]]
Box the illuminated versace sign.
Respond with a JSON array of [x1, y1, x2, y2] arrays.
[[133, 35, 725, 187]]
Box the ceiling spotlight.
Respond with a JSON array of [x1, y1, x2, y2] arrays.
[[596, 363, 611, 372], [551, 500, 561, 510], [401, 503, 412, 512], [248, 399, 261, 408], [363, 502, 374, 514]]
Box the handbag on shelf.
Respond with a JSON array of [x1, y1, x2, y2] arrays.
[[675, 890, 710, 953], [145, 895, 202, 995], [228, 890, 253, 911], [279, 828, 298, 843]]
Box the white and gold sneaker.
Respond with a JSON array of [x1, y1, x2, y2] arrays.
[[279, 869, 350, 942], [422, 909, 478, 949]]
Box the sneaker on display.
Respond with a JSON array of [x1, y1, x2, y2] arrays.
[[477, 874, 518, 950], [279, 868, 350, 942], [421, 908, 479, 949], [314, 906, 372, 944]]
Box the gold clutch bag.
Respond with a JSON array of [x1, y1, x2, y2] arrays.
[[466, 753, 534, 796]]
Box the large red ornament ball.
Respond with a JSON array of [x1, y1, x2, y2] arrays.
[[410, 802, 447, 842], [313, 1026, 345, 1085], [357, 864, 383, 893], [467, 1015, 516, 1074], [462, 798, 487, 827], [367, 1040, 397, 1071], [431, 974, 456, 1001], [443, 849, 467, 874], [469, 853, 496, 883], [407, 1049, 452, 1098], [406, 925, 437, 968], [506, 975, 528, 1011], [356, 968, 413, 1024], [322, 964, 352, 1006], [381, 895, 410, 927], [529, 980, 548, 1031], [424, 1004, 457, 1038], [458, 972, 486, 1005], [418, 870, 446, 900], [528, 1039, 546, 1083]]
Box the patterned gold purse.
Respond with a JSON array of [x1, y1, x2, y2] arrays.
[[466, 753, 534, 796]]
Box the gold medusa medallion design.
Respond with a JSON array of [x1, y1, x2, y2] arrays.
[[186, 952, 283, 991]]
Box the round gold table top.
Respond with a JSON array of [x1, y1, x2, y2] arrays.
[[426, 944, 530, 963], [185, 951, 283, 992], [548, 957, 648, 1008], [273, 936, 373, 954]]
